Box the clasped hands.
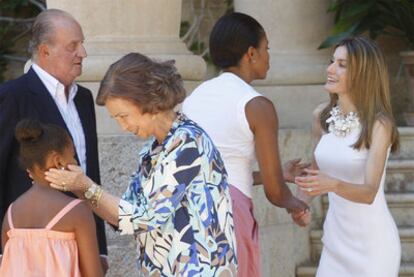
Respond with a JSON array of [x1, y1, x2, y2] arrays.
[[290, 168, 338, 227], [283, 159, 311, 227]]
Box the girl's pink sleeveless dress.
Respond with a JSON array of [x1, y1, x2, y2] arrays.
[[0, 199, 82, 277]]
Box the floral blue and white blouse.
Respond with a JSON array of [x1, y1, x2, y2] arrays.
[[118, 113, 237, 276]]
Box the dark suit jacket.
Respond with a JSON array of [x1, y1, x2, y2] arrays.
[[0, 68, 107, 255]]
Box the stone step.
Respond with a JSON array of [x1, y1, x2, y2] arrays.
[[309, 227, 414, 263], [391, 127, 414, 159], [321, 193, 414, 227], [296, 262, 414, 277], [386, 160, 414, 192]]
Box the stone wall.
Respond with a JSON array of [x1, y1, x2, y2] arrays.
[[99, 135, 141, 276]]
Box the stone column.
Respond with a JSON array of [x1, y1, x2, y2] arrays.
[[46, 0, 206, 134], [235, 0, 333, 128]]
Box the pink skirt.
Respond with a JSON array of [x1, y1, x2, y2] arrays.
[[229, 185, 261, 277]]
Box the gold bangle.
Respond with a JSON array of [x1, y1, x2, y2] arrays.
[[95, 187, 104, 208], [90, 186, 103, 208]]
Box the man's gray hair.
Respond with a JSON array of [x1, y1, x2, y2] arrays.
[[28, 9, 73, 59]]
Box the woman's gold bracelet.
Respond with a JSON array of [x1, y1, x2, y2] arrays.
[[84, 183, 104, 208]]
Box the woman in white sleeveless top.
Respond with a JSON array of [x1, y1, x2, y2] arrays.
[[183, 12, 309, 277], [295, 37, 401, 276]]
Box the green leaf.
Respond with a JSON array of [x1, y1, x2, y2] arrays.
[[332, 18, 360, 33], [318, 21, 361, 49], [340, 0, 375, 19], [327, 0, 344, 12], [320, 0, 414, 50], [318, 32, 350, 49]]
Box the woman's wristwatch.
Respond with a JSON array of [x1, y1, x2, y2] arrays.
[[84, 183, 103, 208]]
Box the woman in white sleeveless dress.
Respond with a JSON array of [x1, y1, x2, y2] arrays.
[[295, 37, 401, 276]]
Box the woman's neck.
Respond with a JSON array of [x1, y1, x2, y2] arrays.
[[153, 110, 177, 144], [31, 176, 55, 191], [223, 66, 253, 84], [337, 95, 357, 114]]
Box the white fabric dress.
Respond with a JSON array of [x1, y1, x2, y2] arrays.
[[315, 127, 401, 277], [183, 72, 261, 198]]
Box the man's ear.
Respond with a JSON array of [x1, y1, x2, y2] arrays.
[[38, 43, 50, 60]]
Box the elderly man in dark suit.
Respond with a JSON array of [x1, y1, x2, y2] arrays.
[[0, 9, 108, 272]]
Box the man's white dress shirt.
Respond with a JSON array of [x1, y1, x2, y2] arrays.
[[32, 64, 87, 172]]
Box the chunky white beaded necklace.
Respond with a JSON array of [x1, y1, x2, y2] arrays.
[[326, 105, 360, 137]]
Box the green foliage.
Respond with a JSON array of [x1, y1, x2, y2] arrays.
[[224, 0, 234, 14], [1, 0, 30, 10], [180, 21, 191, 38], [320, 0, 414, 49], [0, 25, 12, 82], [180, 0, 234, 65], [0, 0, 44, 82]]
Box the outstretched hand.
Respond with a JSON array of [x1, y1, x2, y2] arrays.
[[295, 168, 338, 197], [283, 158, 311, 183]]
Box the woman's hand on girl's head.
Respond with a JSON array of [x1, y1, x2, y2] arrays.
[[295, 168, 338, 197], [45, 164, 91, 193]]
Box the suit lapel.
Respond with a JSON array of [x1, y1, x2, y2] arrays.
[[74, 90, 91, 148], [27, 68, 84, 165], [27, 68, 97, 170], [26, 68, 67, 129]]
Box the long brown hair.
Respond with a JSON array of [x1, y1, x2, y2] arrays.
[[320, 37, 399, 152]]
